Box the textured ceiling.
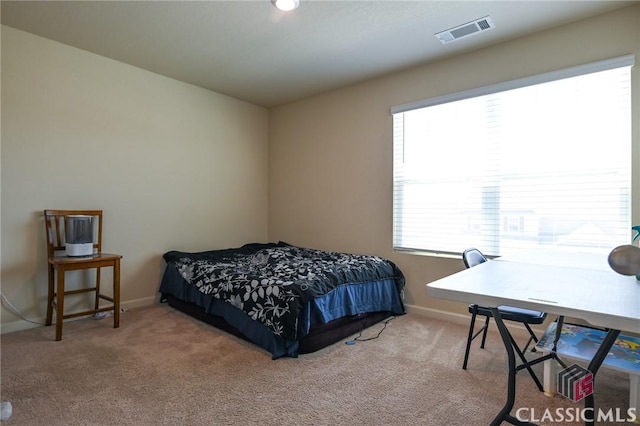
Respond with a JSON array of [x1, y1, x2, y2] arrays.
[[1, 1, 633, 107]]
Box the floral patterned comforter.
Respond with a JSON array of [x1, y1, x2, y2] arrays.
[[163, 243, 405, 341]]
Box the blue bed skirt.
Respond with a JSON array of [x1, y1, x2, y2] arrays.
[[159, 264, 405, 359]]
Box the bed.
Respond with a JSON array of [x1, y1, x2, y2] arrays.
[[159, 242, 406, 359]]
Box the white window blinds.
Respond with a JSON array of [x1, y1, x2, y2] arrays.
[[392, 55, 634, 257]]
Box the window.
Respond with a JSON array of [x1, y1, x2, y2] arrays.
[[392, 55, 634, 257]]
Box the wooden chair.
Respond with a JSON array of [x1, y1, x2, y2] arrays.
[[44, 209, 122, 341]]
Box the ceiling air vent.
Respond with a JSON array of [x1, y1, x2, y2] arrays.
[[435, 16, 495, 45]]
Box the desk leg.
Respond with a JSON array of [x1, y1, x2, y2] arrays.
[[510, 333, 544, 391], [583, 329, 620, 426], [490, 307, 536, 426]]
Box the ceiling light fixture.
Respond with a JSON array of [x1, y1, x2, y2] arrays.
[[272, 0, 299, 12]]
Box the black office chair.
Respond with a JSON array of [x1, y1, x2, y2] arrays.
[[461, 248, 547, 373]]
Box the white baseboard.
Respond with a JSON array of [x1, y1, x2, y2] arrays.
[[404, 303, 548, 340], [1, 319, 42, 334], [1, 295, 160, 335], [404, 303, 471, 327], [120, 295, 160, 311], [2, 298, 549, 340]]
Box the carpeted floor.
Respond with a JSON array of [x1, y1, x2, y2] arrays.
[[0, 304, 631, 425]]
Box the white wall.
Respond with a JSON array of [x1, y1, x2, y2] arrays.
[[1, 26, 269, 332], [2, 4, 639, 334], [268, 5, 640, 321]]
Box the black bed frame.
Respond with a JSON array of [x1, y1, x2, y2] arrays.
[[165, 294, 393, 354]]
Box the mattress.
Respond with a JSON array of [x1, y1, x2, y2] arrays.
[[159, 242, 406, 358]]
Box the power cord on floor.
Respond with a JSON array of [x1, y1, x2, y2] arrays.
[[0, 292, 45, 325], [345, 316, 396, 345]]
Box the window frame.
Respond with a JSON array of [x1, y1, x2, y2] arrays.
[[391, 54, 635, 257]]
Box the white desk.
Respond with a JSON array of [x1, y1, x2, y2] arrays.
[[427, 250, 640, 425]]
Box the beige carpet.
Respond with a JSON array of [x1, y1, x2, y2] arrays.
[[0, 304, 630, 425]]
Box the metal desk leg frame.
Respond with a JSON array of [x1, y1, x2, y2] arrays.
[[490, 307, 537, 426], [489, 307, 622, 426], [584, 329, 621, 426]]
